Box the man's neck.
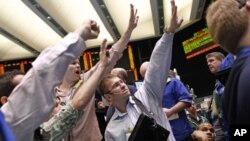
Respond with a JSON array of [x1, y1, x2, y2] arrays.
[[114, 99, 129, 113], [239, 25, 250, 48]]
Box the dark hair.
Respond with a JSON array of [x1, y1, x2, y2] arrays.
[[197, 121, 213, 130], [0, 70, 23, 106]]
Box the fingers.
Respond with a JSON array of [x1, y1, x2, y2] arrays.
[[134, 8, 138, 18], [128, 4, 139, 29], [89, 19, 100, 36], [135, 16, 139, 24], [178, 18, 184, 26], [100, 39, 108, 53], [91, 23, 100, 34], [171, 1, 177, 17], [101, 39, 110, 57], [80, 19, 100, 40], [171, 0, 175, 16], [134, 7, 139, 24], [130, 4, 138, 20], [174, 6, 177, 17], [90, 20, 97, 25], [130, 4, 134, 16], [99, 39, 111, 67], [130, 4, 135, 20]]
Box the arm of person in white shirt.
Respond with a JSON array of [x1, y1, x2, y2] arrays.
[[1, 19, 100, 141], [138, 0, 183, 103]]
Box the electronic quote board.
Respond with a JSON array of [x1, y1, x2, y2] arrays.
[[181, 19, 219, 60]]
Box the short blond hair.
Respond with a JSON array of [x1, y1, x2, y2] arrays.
[[206, 0, 249, 54], [206, 52, 225, 61], [111, 68, 128, 82], [99, 74, 118, 96]]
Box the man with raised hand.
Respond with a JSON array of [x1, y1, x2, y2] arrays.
[[99, 0, 183, 140], [50, 4, 139, 141]]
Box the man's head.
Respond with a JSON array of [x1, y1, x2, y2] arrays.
[[0, 70, 24, 106], [206, 52, 225, 74], [110, 68, 128, 82], [168, 70, 177, 78], [186, 101, 197, 114], [139, 61, 149, 78], [206, 0, 249, 54], [99, 74, 130, 106], [197, 122, 215, 141]]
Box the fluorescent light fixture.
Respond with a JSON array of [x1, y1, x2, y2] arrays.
[[0, 0, 62, 52], [103, 0, 155, 40], [36, 0, 114, 47], [0, 34, 35, 61], [163, 0, 193, 27]]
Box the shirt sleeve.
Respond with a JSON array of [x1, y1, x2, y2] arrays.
[[40, 102, 84, 141], [1, 33, 86, 141], [172, 79, 192, 104], [134, 33, 176, 141], [136, 33, 174, 105]]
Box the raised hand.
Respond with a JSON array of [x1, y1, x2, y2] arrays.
[[88, 20, 100, 39], [165, 0, 183, 33], [74, 19, 100, 40], [99, 39, 111, 67], [127, 4, 139, 31]]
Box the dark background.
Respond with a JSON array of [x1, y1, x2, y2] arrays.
[[130, 18, 227, 97]]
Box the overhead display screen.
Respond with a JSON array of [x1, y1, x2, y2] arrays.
[[182, 27, 219, 59], [177, 18, 219, 60]]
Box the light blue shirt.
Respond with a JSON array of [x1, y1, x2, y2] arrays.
[[105, 33, 176, 141]]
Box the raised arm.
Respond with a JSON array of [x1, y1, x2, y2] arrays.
[[138, 0, 183, 103], [105, 4, 138, 73], [111, 4, 139, 53], [72, 39, 110, 109], [41, 39, 111, 141], [1, 19, 100, 141], [83, 4, 139, 79], [165, 0, 183, 34]]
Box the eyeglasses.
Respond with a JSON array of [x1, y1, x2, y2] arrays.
[[236, 0, 246, 9], [104, 79, 124, 94]]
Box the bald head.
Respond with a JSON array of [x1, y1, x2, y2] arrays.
[[139, 61, 149, 78], [110, 68, 128, 82]]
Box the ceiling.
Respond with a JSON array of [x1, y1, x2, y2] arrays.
[[0, 0, 208, 62]]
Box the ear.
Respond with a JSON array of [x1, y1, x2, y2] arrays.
[[103, 94, 112, 103], [0, 96, 8, 105], [246, 0, 250, 9]]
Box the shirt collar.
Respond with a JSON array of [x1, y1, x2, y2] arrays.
[[112, 96, 136, 120]]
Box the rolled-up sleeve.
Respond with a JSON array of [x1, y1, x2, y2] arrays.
[[40, 102, 84, 141]]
